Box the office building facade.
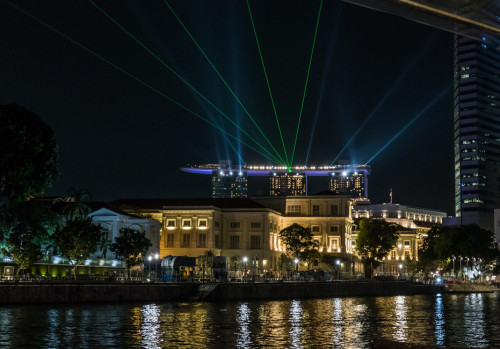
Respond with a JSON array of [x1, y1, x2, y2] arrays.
[[454, 4, 500, 232]]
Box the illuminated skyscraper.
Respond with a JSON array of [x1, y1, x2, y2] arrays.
[[212, 174, 248, 198], [269, 174, 306, 196], [329, 171, 368, 198], [454, 3, 500, 231]]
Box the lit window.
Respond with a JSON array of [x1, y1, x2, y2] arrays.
[[182, 219, 192, 230], [166, 219, 176, 230], [198, 219, 208, 230]]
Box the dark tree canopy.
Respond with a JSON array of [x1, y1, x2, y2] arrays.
[[279, 223, 319, 258], [110, 227, 151, 278], [0, 104, 58, 201], [421, 225, 498, 263], [355, 218, 399, 278]]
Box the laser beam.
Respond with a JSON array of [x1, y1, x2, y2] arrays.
[[89, 0, 287, 166], [330, 34, 438, 165], [246, 0, 289, 166], [290, 0, 323, 167], [162, 0, 287, 167], [365, 84, 451, 164], [3, 0, 283, 165]]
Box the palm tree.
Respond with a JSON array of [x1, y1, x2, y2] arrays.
[[63, 188, 92, 219]]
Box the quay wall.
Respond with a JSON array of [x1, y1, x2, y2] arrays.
[[0, 281, 443, 305]]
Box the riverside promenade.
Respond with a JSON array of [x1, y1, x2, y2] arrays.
[[0, 281, 443, 305]]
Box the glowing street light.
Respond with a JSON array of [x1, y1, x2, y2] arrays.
[[148, 255, 153, 280], [243, 256, 248, 282], [294, 258, 299, 272], [154, 253, 159, 281], [336, 260, 341, 280]]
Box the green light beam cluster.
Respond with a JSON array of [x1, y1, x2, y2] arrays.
[[246, 0, 289, 166], [290, 0, 323, 166], [89, 0, 286, 166], [3, 0, 281, 165], [162, 0, 287, 167]]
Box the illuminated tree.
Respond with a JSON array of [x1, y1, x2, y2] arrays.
[[53, 217, 102, 279], [279, 223, 319, 258], [355, 218, 399, 279], [110, 227, 151, 278], [62, 187, 92, 219], [198, 250, 214, 280]]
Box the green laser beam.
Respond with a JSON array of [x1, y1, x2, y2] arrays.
[[3, 0, 283, 165], [290, 0, 323, 166], [89, 0, 286, 166], [246, 0, 289, 167], [162, 0, 287, 167]]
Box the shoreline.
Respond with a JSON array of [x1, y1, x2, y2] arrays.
[[0, 281, 445, 305]]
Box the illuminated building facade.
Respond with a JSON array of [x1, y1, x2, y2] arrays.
[[453, 3, 500, 232], [269, 174, 306, 196], [181, 163, 370, 198], [329, 171, 368, 198], [112, 194, 359, 275]]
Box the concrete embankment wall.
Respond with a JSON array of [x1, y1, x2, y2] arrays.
[[0, 283, 199, 305], [206, 281, 443, 301], [0, 281, 442, 305]]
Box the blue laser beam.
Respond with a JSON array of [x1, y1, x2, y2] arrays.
[[330, 34, 438, 165], [365, 84, 451, 165]]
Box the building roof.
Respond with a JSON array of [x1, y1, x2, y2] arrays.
[[109, 198, 268, 210]]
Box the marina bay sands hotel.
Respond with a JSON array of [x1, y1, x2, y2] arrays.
[[181, 162, 371, 199]]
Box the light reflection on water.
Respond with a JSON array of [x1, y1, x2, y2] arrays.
[[0, 293, 499, 348]]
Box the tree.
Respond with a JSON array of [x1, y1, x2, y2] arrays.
[[110, 227, 152, 278], [53, 217, 102, 279], [198, 250, 214, 280], [62, 187, 92, 219], [279, 223, 319, 258], [0, 104, 58, 202], [0, 200, 60, 276], [277, 253, 294, 278], [421, 225, 498, 278], [229, 255, 243, 277], [300, 249, 321, 270], [355, 218, 399, 279]]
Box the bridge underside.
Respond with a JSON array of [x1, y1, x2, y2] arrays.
[[342, 0, 500, 40]]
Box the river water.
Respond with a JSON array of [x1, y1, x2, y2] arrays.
[[0, 293, 498, 348]]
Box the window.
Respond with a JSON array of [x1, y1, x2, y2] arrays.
[[331, 205, 339, 217], [311, 225, 320, 233], [330, 225, 339, 233], [391, 250, 396, 259], [166, 234, 174, 248], [198, 219, 208, 230], [166, 219, 176, 230], [404, 240, 410, 248], [404, 251, 411, 260], [198, 233, 207, 248], [214, 235, 220, 248], [214, 221, 220, 228], [250, 222, 261, 229], [287, 205, 301, 216], [312, 205, 320, 216], [182, 219, 192, 230], [230, 235, 240, 249], [250, 235, 260, 249], [182, 234, 190, 247], [230, 222, 240, 229], [330, 238, 339, 250]]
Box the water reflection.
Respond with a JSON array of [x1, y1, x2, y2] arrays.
[[0, 294, 499, 348], [141, 304, 161, 349], [289, 300, 303, 348], [236, 302, 251, 348], [434, 294, 445, 346], [392, 296, 408, 342]]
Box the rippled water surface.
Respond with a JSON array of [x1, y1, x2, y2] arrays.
[[0, 293, 499, 348]]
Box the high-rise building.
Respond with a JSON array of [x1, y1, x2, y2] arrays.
[[329, 171, 368, 198], [212, 174, 248, 198], [454, 3, 500, 232], [269, 174, 306, 196]]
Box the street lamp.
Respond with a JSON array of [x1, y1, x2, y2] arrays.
[[399, 263, 403, 278], [294, 258, 299, 273], [154, 253, 159, 282], [336, 260, 341, 281], [243, 256, 248, 282], [148, 255, 153, 280]]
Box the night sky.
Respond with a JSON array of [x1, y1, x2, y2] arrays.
[[0, 1, 454, 214]]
